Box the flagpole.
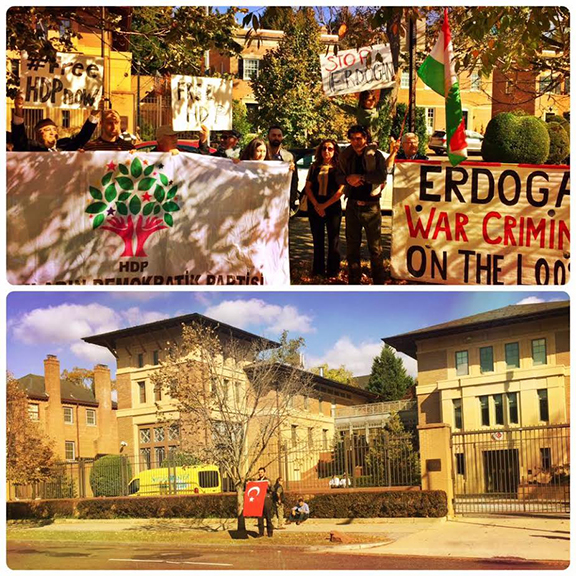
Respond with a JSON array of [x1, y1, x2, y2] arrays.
[[407, 13, 417, 133]]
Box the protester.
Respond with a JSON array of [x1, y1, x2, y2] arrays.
[[199, 125, 241, 159], [333, 89, 388, 147], [272, 477, 285, 530], [152, 125, 180, 155], [267, 125, 298, 213], [119, 118, 139, 146], [337, 124, 399, 284], [396, 132, 429, 160], [83, 109, 135, 151], [303, 139, 345, 278], [255, 467, 274, 538], [339, 473, 351, 488], [11, 93, 99, 152], [287, 497, 310, 525], [329, 475, 340, 489], [239, 138, 271, 161]]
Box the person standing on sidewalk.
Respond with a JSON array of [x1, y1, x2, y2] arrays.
[[272, 477, 285, 530], [255, 467, 274, 538], [337, 124, 399, 284]]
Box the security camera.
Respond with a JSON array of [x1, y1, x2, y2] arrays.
[[120, 441, 128, 447]]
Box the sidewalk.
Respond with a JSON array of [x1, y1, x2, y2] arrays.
[[11, 515, 569, 562]]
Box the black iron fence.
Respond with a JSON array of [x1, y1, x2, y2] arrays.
[[452, 423, 570, 514], [8, 432, 421, 501]]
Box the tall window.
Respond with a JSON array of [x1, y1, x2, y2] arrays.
[[137, 353, 144, 368], [532, 339, 547, 365], [470, 70, 481, 91], [139, 424, 179, 470], [65, 441, 76, 461], [308, 428, 314, 448], [540, 447, 551, 471], [507, 392, 519, 424], [154, 384, 162, 402], [138, 381, 146, 403], [455, 453, 465, 475], [140, 447, 151, 470], [426, 108, 435, 133], [242, 58, 260, 80], [153, 350, 159, 365], [494, 394, 504, 425], [331, 401, 336, 418], [505, 342, 520, 369], [155, 446, 166, 467], [64, 406, 74, 424], [480, 346, 494, 373], [455, 350, 469, 376], [453, 399, 463, 430], [86, 409, 96, 426], [480, 396, 490, 426], [303, 395, 309, 411], [537, 389, 549, 421], [322, 429, 329, 450], [61, 110, 71, 128], [28, 403, 39, 421], [401, 71, 410, 89], [318, 398, 324, 414], [291, 425, 298, 447]]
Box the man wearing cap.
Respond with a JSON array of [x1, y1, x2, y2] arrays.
[[152, 125, 180, 155], [198, 125, 241, 159], [83, 110, 135, 151], [11, 93, 99, 152]]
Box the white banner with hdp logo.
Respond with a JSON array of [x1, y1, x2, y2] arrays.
[[7, 152, 291, 285]]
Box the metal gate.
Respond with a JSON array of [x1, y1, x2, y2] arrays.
[[452, 424, 570, 514]]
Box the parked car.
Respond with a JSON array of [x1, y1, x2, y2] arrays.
[[128, 464, 222, 496], [135, 139, 217, 154], [428, 129, 484, 155], [293, 147, 393, 214]]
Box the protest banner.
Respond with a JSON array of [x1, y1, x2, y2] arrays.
[[171, 75, 232, 131], [320, 44, 395, 97], [391, 160, 570, 285], [7, 152, 291, 285], [20, 53, 103, 109]]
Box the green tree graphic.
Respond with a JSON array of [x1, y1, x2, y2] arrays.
[[85, 157, 180, 257]]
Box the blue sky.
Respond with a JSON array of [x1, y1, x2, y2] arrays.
[[6, 291, 568, 380]]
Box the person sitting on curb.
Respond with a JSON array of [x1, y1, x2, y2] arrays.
[[329, 475, 340, 489], [339, 473, 351, 488], [286, 497, 310, 525]]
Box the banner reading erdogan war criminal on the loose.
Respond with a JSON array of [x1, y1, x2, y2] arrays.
[[7, 152, 291, 285], [391, 160, 570, 285]]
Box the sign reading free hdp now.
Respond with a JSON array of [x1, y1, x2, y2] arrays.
[[391, 161, 570, 285], [20, 53, 103, 109]]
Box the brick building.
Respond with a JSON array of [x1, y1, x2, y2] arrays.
[[17, 355, 118, 462]]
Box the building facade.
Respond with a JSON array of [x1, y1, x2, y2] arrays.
[[17, 354, 118, 462]]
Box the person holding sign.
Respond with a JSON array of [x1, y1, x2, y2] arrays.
[[303, 139, 345, 278], [198, 125, 242, 159], [83, 110, 135, 151], [337, 125, 399, 284], [11, 93, 100, 152], [267, 126, 299, 215]]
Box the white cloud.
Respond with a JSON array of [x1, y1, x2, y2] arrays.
[[12, 304, 121, 345], [204, 298, 315, 334], [305, 337, 418, 378], [121, 307, 169, 327], [110, 292, 168, 302], [70, 341, 116, 366], [516, 296, 545, 305]]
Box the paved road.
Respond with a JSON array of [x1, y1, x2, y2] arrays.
[[7, 541, 569, 570]]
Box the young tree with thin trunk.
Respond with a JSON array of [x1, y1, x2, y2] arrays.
[[151, 322, 314, 532]]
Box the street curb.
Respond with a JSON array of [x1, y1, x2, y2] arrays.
[[310, 541, 391, 552]]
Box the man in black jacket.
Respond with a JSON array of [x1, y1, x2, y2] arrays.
[[11, 93, 100, 152]]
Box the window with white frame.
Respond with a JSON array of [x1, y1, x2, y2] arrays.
[[63, 406, 74, 424], [28, 403, 39, 421], [65, 440, 76, 461], [470, 70, 481, 91], [243, 59, 260, 80], [401, 71, 410, 89], [426, 108, 435, 133], [86, 409, 96, 426]]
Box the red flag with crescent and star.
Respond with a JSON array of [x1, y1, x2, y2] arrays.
[[243, 481, 268, 517]]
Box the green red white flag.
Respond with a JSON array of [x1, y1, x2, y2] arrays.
[[417, 9, 467, 166]]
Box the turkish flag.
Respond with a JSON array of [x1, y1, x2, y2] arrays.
[[243, 481, 268, 517]]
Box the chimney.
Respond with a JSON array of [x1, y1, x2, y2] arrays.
[[93, 363, 118, 455], [43, 354, 61, 402], [319, 366, 324, 377], [94, 364, 111, 410]]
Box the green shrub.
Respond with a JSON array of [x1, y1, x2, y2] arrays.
[[89, 455, 132, 497], [390, 103, 429, 155], [482, 112, 550, 164], [546, 121, 570, 164]]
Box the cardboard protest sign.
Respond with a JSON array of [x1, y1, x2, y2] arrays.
[[391, 161, 570, 285], [7, 152, 291, 285], [320, 44, 395, 96], [20, 53, 103, 109], [171, 75, 232, 131]]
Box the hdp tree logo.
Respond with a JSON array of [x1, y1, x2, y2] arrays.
[[86, 157, 180, 257]]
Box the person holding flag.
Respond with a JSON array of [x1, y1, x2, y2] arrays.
[[243, 467, 274, 538], [417, 8, 468, 166]]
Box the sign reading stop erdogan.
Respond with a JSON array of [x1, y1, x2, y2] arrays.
[[243, 481, 268, 517]]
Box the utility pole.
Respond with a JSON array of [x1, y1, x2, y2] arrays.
[[204, 6, 210, 72], [407, 13, 417, 133]]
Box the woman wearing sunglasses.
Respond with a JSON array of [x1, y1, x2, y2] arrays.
[[303, 139, 345, 278]]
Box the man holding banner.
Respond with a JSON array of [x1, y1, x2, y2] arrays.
[[243, 467, 274, 538]]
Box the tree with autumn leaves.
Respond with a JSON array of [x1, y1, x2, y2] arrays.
[[6, 374, 56, 486], [86, 156, 180, 257]]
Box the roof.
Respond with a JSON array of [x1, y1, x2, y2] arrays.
[[384, 301, 569, 359], [17, 374, 118, 409], [244, 362, 378, 401], [352, 375, 371, 390], [83, 313, 280, 357]]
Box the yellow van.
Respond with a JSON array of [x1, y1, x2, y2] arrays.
[[127, 465, 222, 496]]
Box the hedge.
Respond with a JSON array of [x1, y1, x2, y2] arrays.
[[546, 121, 570, 164], [7, 490, 447, 520]]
